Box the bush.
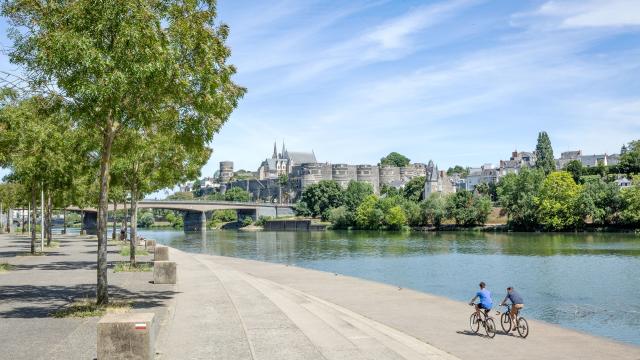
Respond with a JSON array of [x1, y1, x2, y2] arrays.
[[213, 209, 237, 222], [137, 211, 154, 228], [421, 193, 446, 227], [535, 172, 582, 231], [385, 206, 407, 230], [255, 216, 272, 226], [445, 191, 491, 227], [327, 206, 352, 229], [241, 217, 253, 227], [620, 186, 640, 226]]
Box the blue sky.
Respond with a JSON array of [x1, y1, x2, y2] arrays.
[[1, 0, 640, 182]]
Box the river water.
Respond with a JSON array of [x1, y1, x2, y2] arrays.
[[138, 229, 640, 346]]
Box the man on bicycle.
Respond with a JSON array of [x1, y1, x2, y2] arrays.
[[469, 281, 492, 316], [500, 286, 524, 330]]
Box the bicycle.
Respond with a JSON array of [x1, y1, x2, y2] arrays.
[[497, 304, 529, 338], [469, 304, 496, 338]]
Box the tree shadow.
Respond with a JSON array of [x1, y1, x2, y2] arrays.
[[12, 261, 98, 271], [0, 283, 178, 318]]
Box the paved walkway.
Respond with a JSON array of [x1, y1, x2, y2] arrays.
[[157, 248, 640, 360], [0, 233, 175, 360]]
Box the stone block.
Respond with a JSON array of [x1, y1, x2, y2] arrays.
[[145, 239, 156, 249], [154, 246, 169, 261], [153, 261, 176, 284], [97, 312, 155, 360]]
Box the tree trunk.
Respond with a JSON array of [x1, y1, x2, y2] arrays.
[[6, 208, 11, 233], [121, 200, 127, 241], [97, 126, 115, 306], [80, 210, 85, 233], [30, 186, 36, 254], [129, 184, 137, 267], [112, 201, 117, 240], [46, 191, 52, 246], [63, 209, 67, 234], [21, 209, 25, 233]]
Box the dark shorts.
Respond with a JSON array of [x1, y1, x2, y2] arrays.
[[478, 303, 492, 310]]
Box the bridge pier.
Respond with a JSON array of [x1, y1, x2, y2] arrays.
[[183, 211, 207, 232], [83, 212, 98, 235]]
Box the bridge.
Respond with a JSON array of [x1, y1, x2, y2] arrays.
[[67, 200, 296, 233]]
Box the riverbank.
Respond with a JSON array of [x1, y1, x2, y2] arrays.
[[157, 246, 640, 359]]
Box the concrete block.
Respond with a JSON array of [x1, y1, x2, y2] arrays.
[[97, 312, 155, 360], [154, 246, 169, 261], [145, 239, 156, 249], [153, 261, 176, 284]]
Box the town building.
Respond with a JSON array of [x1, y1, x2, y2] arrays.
[[499, 150, 536, 176], [465, 164, 499, 191], [555, 150, 621, 169]]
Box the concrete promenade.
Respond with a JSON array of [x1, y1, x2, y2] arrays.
[[158, 247, 640, 360], [0, 233, 175, 360]]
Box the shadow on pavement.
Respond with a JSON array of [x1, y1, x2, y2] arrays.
[[0, 283, 178, 318]]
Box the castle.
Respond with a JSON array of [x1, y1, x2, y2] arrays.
[[218, 141, 455, 203]]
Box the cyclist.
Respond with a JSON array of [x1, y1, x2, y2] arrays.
[[469, 281, 492, 317], [500, 286, 524, 330]]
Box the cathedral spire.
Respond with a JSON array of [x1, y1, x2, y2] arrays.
[[272, 141, 277, 159], [281, 141, 286, 159]]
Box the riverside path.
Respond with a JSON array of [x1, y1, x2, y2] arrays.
[[157, 247, 640, 360]]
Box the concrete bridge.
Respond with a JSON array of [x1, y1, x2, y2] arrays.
[[67, 200, 296, 234]]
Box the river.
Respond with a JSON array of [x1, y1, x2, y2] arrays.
[[138, 228, 640, 346]]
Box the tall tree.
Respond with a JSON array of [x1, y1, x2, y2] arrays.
[[535, 131, 556, 175], [380, 152, 411, 167], [619, 140, 640, 175], [535, 171, 582, 231], [4, 0, 245, 304]]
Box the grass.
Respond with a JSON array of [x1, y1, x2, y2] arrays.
[[119, 245, 149, 257], [51, 299, 131, 318], [113, 262, 152, 272], [17, 251, 46, 256], [0, 263, 13, 272]]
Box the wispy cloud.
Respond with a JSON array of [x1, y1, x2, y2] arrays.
[[515, 0, 640, 29]]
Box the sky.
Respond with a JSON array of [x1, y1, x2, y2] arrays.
[[1, 0, 639, 183]]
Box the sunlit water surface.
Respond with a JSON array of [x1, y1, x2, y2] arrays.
[[138, 229, 640, 345]]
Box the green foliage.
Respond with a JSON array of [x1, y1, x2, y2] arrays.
[[400, 200, 423, 227], [119, 246, 149, 257], [535, 131, 556, 175], [241, 217, 254, 227], [385, 206, 407, 230], [165, 212, 183, 228], [113, 262, 152, 272], [496, 168, 545, 230], [344, 181, 373, 212], [535, 172, 582, 231], [619, 140, 640, 175], [213, 210, 238, 223], [403, 176, 425, 202], [620, 186, 640, 226], [223, 187, 252, 202], [167, 192, 195, 200], [355, 195, 384, 230], [564, 160, 584, 183], [421, 193, 447, 227], [255, 216, 272, 227], [0, 263, 13, 272], [380, 184, 401, 197], [380, 152, 410, 167], [137, 211, 155, 228], [296, 180, 344, 219], [576, 180, 622, 225], [446, 166, 470, 178], [327, 206, 353, 229], [445, 191, 492, 227], [51, 299, 131, 318]]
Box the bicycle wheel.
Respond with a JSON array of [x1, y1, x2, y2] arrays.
[[469, 313, 480, 333], [500, 313, 511, 333], [517, 317, 529, 338], [485, 318, 496, 338]]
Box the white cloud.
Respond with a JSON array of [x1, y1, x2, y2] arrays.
[[519, 0, 640, 29]]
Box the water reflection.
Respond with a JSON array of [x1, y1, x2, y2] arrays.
[[141, 229, 640, 346]]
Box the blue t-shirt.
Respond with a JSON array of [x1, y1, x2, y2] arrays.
[[477, 289, 492, 308]]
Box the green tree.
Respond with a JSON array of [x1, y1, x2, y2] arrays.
[[619, 186, 640, 226], [355, 195, 383, 230], [535, 172, 582, 231], [496, 168, 545, 230], [619, 140, 640, 175], [385, 206, 407, 230], [445, 191, 491, 227], [224, 187, 252, 202], [446, 165, 470, 178], [564, 160, 584, 183], [535, 131, 556, 175], [137, 211, 155, 228], [168, 192, 195, 200], [576, 179, 622, 225], [403, 176, 425, 202], [380, 184, 401, 197], [3, 0, 245, 304], [296, 180, 344, 219], [327, 206, 352, 229], [421, 193, 446, 227], [380, 152, 410, 167], [343, 181, 373, 212]]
